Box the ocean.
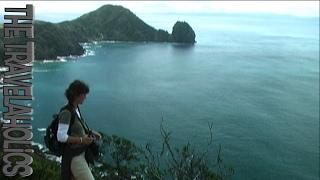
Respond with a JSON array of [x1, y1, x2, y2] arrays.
[[2, 13, 319, 179]]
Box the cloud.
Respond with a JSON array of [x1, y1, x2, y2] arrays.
[[0, 1, 318, 18]]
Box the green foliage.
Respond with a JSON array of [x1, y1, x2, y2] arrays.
[[0, 5, 198, 65], [94, 134, 145, 179], [0, 121, 231, 180], [0, 151, 61, 180], [172, 21, 196, 44], [141, 121, 234, 180], [155, 30, 171, 42], [34, 20, 85, 60], [92, 121, 234, 180], [69, 5, 160, 42], [0, 123, 61, 179], [0, 5, 176, 64]]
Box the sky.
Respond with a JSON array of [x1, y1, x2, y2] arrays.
[[0, 1, 319, 23]]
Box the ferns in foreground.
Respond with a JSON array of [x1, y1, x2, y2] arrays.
[[0, 120, 234, 180], [93, 120, 234, 180]]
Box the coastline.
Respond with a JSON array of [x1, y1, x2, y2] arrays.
[[0, 40, 194, 68]]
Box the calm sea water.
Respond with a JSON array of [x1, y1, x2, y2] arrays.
[[2, 13, 319, 180]]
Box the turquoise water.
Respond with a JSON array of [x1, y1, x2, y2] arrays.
[[2, 13, 319, 179]]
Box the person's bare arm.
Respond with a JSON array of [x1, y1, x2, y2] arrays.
[[58, 110, 94, 145], [67, 135, 94, 145]]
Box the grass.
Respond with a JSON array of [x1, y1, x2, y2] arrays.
[[0, 150, 61, 179]]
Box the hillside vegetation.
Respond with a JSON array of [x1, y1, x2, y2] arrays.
[[0, 5, 196, 65]]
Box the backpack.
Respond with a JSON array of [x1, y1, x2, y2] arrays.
[[44, 104, 76, 156]]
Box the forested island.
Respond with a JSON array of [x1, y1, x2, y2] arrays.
[[0, 5, 196, 65]]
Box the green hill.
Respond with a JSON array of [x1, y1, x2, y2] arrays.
[[172, 21, 196, 43], [0, 5, 195, 65], [62, 5, 170, 42]]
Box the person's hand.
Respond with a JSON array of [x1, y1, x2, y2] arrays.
[[91, 130, 102, 140], [82, 135, 94, 145], [95, 132, 102, 140]]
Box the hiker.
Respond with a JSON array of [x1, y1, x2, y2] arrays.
[[57, 80, 101, 180]]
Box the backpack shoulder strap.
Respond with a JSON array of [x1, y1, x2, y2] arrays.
[[76, 106, 91, 134]]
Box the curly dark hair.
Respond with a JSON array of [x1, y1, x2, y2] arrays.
[[65, 80, 89, 103]]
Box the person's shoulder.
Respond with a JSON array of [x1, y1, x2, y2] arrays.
[[60, 109, 71, 115], [59, 109, 72, 123]]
